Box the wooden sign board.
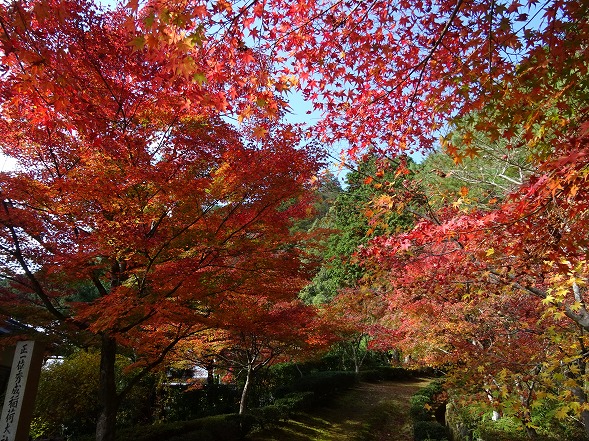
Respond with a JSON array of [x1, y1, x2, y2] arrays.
[[0, 341, 44, 441]]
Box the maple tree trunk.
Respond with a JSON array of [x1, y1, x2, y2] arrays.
[[581, 410, 589, 439], [572, 385, 589, 438], [96, 335, 119, 441], [351, 345, 360, 373], [570, 357, 589, 438], [239, 365, 253, 415]]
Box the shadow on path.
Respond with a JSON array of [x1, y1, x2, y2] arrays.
[[247, 378, 431, 441]]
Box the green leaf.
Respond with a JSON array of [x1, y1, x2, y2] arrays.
[[193, 72, 207, 85]]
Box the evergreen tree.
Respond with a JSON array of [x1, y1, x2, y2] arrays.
[[301, 156, 414, 305]]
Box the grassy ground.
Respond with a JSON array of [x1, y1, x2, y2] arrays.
[[246, 378, 430, 441]]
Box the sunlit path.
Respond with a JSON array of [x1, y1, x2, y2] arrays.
[[247, 379, 431, 441]]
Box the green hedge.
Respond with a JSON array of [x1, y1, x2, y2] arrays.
[[274, 371, 358, 400], [410, 394, 435, 421], [249, 391, 316, 428], [158, 383, 239, 422], [274, 391, 316, 411], [250, 372, 357, 429], [113, 413, 254, 441], [410, 380, 448, 441], [358, 366, 418, 382], [413, 421, 449, 441]]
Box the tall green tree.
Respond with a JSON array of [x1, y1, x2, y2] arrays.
[[301, 156, 415, 305]]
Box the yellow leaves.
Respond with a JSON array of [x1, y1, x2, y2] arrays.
[[554, 310, 567, 320], [128, 35, 146, 51], [252, 125, 268, 140], [463, 145, 479, 159], [274, 75, 298, 93], [485, 248, 494, 257], [237, 105, 253, 123], [500, 385, 509, 399], [193, 72, 207, 85], [530, 400, 544, 410], [570, 301, 583, 312], [452, 197, 469, 210], [374, 194, 395, 210], [237, 93, 280, 123], [568, 362, 581, 376], [172, 56, 197, 79], [216, 0, 233, 13], [554, 406, 569, 420]]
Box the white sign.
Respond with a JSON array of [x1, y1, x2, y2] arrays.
[[0, 341, 35, 441]]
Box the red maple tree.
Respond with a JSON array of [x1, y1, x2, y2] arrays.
[[175, 296, 326, 415], [0, 2, 321, 440], [3, 0, 588, 436], [358, 126, 589, 434]]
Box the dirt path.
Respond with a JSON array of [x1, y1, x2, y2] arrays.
[[247, 378, 430, 441], [347, 379, 431, 441]]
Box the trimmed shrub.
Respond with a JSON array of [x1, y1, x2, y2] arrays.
[[410, 394, 435, 422], [413, 421, 449, 441], [274, 371, 358, 401], [274, 391, 315, 411], [115, 413, 253, 441], [165, 430, 214, 441], [249, 391, 316, 428], [157, 383, 239, 422], [359, 366, 418, 382], [409, 380, 449, 441], [413, 381, 443, 399], [251, 404, 290, 428]]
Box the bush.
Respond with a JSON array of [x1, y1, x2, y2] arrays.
[[115, 413, 253, 441], [410, 394, 435, 422], [251, 404, 290, 428], [473, 417, 584, 441], [33, 352, 101, 439], [409, 380, 448, 441], [165, 430, 214, 441], [33, 351, 156, 440], [358, 366, 417, 382], [413, 381, 443, 399], [274, 371, 357, 401], [413, 421, 449, 441], [274, 391, 315, 411], [473, 417, 531, 441], [446, 399, 588, 441], [157, 383, 239, 422], [248, 391, 316, 429]]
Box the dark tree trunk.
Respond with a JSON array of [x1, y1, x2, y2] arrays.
[[96, 334, 119, 441], [581, 409, 589, 439]]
